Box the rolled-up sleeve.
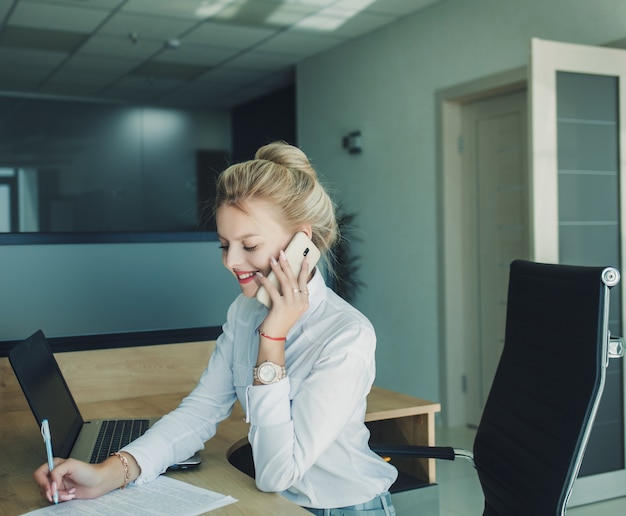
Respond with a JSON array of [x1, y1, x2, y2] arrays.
[[246, 379, 292, 426], [247, 324, 376, 495]]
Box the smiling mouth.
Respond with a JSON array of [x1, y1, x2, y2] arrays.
[[236, 271, 257, 283]]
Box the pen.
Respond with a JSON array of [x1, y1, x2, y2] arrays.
[[41, 419, 59, 504]]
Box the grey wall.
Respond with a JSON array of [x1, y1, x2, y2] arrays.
[[0, 240, 238, 341], [297, 0, 626, 407]]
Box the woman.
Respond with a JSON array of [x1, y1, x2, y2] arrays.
[[34, 142, 398, 515]]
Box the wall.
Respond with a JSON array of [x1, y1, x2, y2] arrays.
[[297, 0, 626, 410], [232, 85, 296, 162], [0, 240, 239, 341]]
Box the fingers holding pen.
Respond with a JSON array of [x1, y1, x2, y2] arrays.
[[35, 457, 99, 503], [48, 483, 76, 503], [35, 458, 68, 503]]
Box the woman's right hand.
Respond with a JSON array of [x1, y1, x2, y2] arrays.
[[34, 455, 126, 503]]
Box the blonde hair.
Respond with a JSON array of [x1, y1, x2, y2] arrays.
[[215, 142, 339, 254]]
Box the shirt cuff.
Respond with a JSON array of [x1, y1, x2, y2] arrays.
[[246, 378, 291, 426]]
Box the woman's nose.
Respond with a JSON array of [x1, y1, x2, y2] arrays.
[[224, 247, 242, 269]]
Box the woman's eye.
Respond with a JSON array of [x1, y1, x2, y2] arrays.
[[243, 245, 257, 252], [219, 244, 228, 251]]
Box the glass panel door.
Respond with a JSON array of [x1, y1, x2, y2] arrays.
[[530, 38, 626, 506]]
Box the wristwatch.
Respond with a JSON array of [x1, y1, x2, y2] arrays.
[[253, 361, 287, 384]]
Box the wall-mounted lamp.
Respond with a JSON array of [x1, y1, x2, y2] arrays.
[[342, 131, 362, 154]]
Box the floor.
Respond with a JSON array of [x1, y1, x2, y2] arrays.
[[436, 426, 626, 515]]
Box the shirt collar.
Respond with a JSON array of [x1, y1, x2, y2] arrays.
[[285, 267, 327, 339]]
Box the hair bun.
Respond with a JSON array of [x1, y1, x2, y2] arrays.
[[216, 141, 338, 255], [255, 141, 317, 179]]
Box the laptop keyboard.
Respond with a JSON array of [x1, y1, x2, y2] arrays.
[[90, 419, 150, 463]]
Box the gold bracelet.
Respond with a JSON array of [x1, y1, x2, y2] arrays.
[[112, 452, 130, 489]]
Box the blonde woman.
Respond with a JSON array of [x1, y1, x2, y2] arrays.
[[35, 142, 397, 515]]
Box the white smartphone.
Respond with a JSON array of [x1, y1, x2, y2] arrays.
[[256, 232, 321, 308]]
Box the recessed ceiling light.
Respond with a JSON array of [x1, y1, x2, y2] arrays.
[[195, 0, 238, 18]]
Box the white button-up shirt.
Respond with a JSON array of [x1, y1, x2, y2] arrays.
[[123, 270, 397, 509]]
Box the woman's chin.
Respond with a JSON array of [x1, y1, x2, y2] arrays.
[[240, 284, 261, 298]]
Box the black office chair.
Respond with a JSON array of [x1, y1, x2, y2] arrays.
[[372, 259, 625, 515]]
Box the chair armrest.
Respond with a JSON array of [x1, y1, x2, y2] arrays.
[[371, 444, 457, 461], [609, 334, 625, 358]]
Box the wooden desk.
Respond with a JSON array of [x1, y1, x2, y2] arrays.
[[0, 342, 440, 515], [0, 393, 308, 515]]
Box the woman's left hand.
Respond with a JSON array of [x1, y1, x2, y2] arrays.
[[258, 250, 311, 338]]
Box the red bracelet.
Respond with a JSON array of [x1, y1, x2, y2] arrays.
[[259, 331, 287, 342]]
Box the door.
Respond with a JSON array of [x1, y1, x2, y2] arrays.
[[0, 168, 18, 232], [461, 91, 530, 426], [530, 37, 626, 507]]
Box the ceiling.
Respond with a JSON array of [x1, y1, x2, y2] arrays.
[[0, 0, 440, 110]]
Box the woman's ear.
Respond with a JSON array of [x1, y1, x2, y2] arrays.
[[297, 224, 313, 240]]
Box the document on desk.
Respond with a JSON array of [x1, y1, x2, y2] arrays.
[[23, 475, 237, 515]]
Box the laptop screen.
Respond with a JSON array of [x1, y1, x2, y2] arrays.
[[9, 330, 84, 458]]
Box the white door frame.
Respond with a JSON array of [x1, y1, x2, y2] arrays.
[[438, 67, 527, 428]]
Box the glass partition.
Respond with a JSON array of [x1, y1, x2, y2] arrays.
[[0, 95, 229, 240]]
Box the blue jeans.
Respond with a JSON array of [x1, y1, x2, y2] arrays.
[[303, 492, 396, 516]]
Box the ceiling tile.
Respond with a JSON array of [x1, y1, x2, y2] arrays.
[[193, 66, 269, 86], [79, 34, 163, 59], [108, 74, 184, 93], [155, 44, 239, 66], [224, 50, 298, 71], [0, 26, 88, 53], [38, 80, 109, 98], [44, 70, 121, 89], [0, 46, 68, 68], [33, 0, 125, 9], [366, 0, 440, 16], [0, 1, 13, 21], [9, 1, 112, 32], [256, 29, 346, 56], [211, 0, 317, 27], [58, 53, 140, 75], [123, 0, 210, 20], [131, 61, 207, 80], [99, 11, 199, 40], [327, 11, 395, 38], [163, 80, 237, 102], [0, 66, 51, 86], [183, 21, 276, 48]]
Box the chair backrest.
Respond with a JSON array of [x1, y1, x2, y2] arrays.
[[473, 259, 620, 516]]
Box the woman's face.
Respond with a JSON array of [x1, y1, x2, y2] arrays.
[[216, 198, 293, 298]]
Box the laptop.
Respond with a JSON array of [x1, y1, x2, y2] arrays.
[[9, 329, 200, 469]]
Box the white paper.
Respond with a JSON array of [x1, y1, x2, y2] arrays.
[[23, 475, 237, 516]]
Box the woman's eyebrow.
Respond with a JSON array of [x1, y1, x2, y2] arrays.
[[217, 232, 261, 241]]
